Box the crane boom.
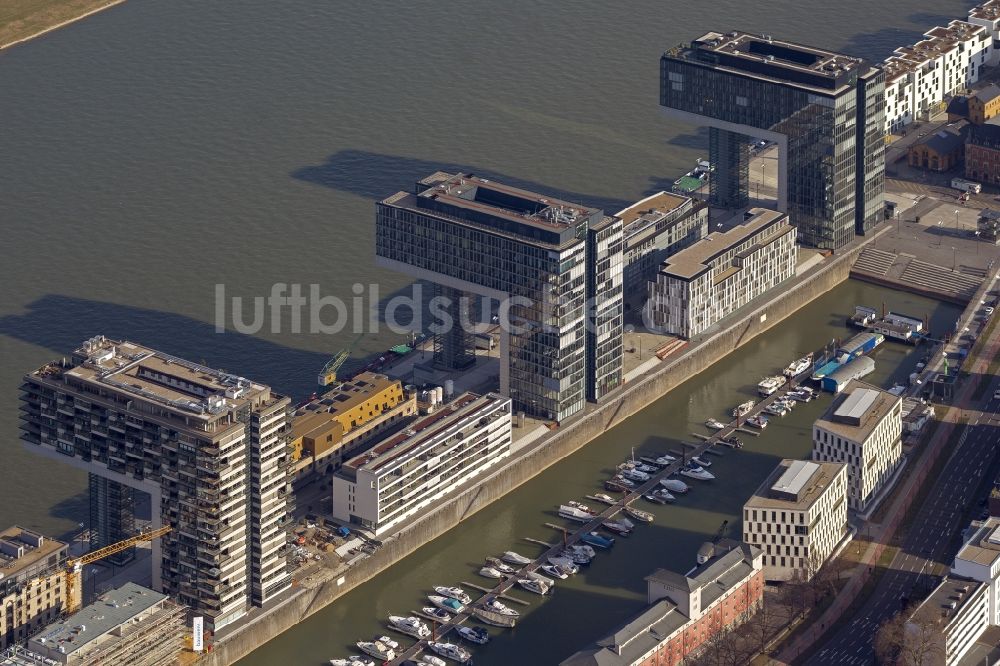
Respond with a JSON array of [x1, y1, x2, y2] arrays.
[[318, 333, 365, 386], [65, 525, 171, 614]]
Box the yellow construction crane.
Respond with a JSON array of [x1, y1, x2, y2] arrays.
[[65, 525, 171, 613], [318, 333, 365, 387]]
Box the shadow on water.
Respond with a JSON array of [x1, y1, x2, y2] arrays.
[[291, 149, 633, 213], [665, 128, 709, 151], [46, 491, 89, 541]]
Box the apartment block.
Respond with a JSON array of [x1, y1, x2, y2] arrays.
[[332, 392, 511, 535], [289, 373, 416, 480], [561, 543, 764, 666], [743, 460, 848, 581], [19, 336, 294, 631], [646, 208, 796, 339], [883, 20, 992, 134], [812, 380, 903, 513], [17, 582, 185, 666], [905, 576, 988, 666], [0, 528, 69, 650], [615, 192, 708, 299], [661, 31, 884, 247], [376, 172, 623, 421]]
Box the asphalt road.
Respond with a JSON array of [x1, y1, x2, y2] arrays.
[[811, 388, 1000, 665]]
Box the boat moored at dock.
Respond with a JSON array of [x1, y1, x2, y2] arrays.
[[732, 400, 756, 417], [501, 551, 531, 565], [559, 504, 596, 522], [516, 577, 551, 595], [356, 640, 395, 661], [680, 465, 715, 481], [783, 354, 813, 377], [624, 505, 654, 522], [422, 606, 451, 622], [757, 375, 787, 396], [456, 625, 490, 645], [660, 478, 690, 494], [746, 414, 768, 429], [428, 641, 472, 664], [580, 531, 615, 549], [705, 418, 727, 430], [388, 615, 431, 639], [330, 656, 374, 666]]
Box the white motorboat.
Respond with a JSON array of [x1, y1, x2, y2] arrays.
[[356, 641, 395, 661], [630, 462, 658, 474], [517, 577, 550, 595], [591, 493, 618, 505], [568, 543, 596, 558], [528, 570, 556, 586], [388, 615, 431, 639], [746, 414, 769, 429], [421, 656, 447, 666], [705, 418, 727, 430], [428, 641, 472, 663], [559, 548, 591, 565], [680, 465, 715, 481], [620, 467, 650, 483], [428, 595, 466, 614], [644, 488, 675, 504], [423, 606, 451, 622], [546, 558, 579, 576], [329, 657, 374, 666], [540, 564, 568, 579], [655, 455, 677, 466], [765, 403, 788, 416], [758, 375, 787, 396], [567, 500, 596, 513], [485, 557, 516, 574], [484, 598, 520, 617], [639, 456, 667, 467], [502, 551, 531, 565], [456, 625, 490, 645], [559, 504, 596, 523], [433, 586, 472, 604], [691, 455, 712, 468], [732, 400, 755, 418], [479, 566, 504, 579], [376, 636, 400, 651], [610, 475, 636, 489], [784, 354, 813, 377], [660, 478, 690, 494], [624, 505, 654, 523]]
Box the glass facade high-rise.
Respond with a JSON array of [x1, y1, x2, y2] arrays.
[[375, 172, 623, 422], [660, 31, 885, 250]]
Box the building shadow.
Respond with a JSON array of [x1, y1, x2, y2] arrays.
[[291, 148, 633, 213], [45, 490, 89, 541]]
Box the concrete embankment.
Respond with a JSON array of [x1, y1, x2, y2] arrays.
[[203, 232, 881, 666]]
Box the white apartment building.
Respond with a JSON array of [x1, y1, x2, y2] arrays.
[[953, 518, 1000, 626], [743, 460, 848, 581], [813, 380, 903, 513], [906, 577, 989, 666], [20, 337, 294, 630], [332, 392, 511, 535], [969, 1, 1000, 67], [645, 208, 796, 339], [883, 20, 992, 133]]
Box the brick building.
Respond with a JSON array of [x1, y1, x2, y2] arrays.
[[966, 122, 1000, 185], [561, 543, 764, 666], [907, 123, 968, 171]]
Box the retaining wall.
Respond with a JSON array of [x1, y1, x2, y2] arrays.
[[202, 237, 871, 666]]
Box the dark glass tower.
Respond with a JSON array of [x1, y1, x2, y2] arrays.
[[660, 31, 885, 250]]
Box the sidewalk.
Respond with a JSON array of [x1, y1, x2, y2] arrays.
[[774, 280, 1000, 664]]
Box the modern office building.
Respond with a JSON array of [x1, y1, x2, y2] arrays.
[[20, 583, 185, 666], [20, 336, 294, 631], [905, 576, 988, 666], [743, 460, 848, 581], [376, 172, 624, 421], [645, 208, 796, 339], [660, 31, 885, 248], [332, 392, 511, 535], [884, 19, 992, 133], [289, 373, 416, 480], [616, 192, 709, 299], [812, 380, 903, 512], [0, 528, 69, 650], [561, 542, 764, 666]]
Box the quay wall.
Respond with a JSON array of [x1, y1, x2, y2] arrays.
[[202, 235, 874, 666]]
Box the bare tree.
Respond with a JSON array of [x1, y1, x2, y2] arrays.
[[875, 610, 944, 666]]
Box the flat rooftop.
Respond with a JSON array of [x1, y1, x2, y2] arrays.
[[293, 372, 398, 433], [884, 21, 987, 84], [30, 336, 274, 423], [339, 392, 506, 477], [665, 31, 865, 94], [659, 207, 789, 280], [0, 526, 66, 581], [970, 0, 1000, 22], [381, 172, 606, 249], [745, 459, 845, 510], [956, 517, 1000, 567], [909, 576, 984, 628], [32, 582, 166, 656], [815, 379, 899, 442]]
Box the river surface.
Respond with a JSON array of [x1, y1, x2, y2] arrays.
[[0, 0, 973, 662]]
